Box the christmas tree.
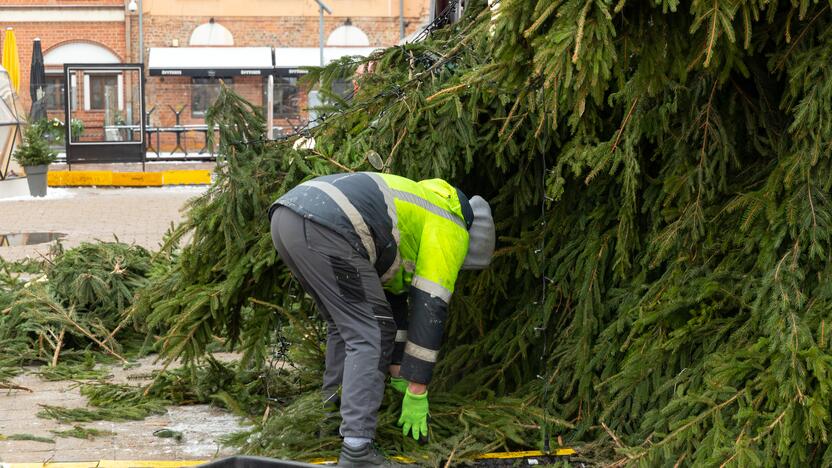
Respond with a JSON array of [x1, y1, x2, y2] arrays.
[[135, 0, 832, 465]]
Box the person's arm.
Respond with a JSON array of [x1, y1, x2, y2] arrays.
[[387, 291, 415, 395], [398, 219, 468, 387], [397, 219, 467, 440], [386, 291, 408, 365]]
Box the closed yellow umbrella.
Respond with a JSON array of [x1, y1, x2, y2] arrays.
[[2, 28, 20, 93]]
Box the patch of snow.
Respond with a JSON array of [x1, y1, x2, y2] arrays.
[[158, 185, 211, 193], [166, 405, 247, 457], [101, 186, 210, 196], [0, 188, 76, 203]]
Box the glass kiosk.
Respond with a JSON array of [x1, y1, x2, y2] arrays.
[[63, 64, 146, 170]]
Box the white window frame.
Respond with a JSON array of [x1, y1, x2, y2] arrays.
[[83, 71, 123, 111], [71, 74, 78, 111]]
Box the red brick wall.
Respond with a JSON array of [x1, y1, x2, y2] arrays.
[[144, 76, 274, 153], [0, 1, 123, 4], [134, 13, 421, 151], [137, 15, 424, 54], [3, 23, 125, 111], [142, 76, 313, 152], [4, 4, 423, 153]]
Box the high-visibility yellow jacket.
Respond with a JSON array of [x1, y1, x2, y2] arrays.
[[271, 172, 472, 384]]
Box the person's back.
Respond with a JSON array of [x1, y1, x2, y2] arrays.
[[270, 172, 474, 295]]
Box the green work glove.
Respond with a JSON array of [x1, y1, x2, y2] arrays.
[[390, 376, 408, 394], [398, 389, 429, 441]]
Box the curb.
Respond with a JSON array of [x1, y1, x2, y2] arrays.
[[47, 170, 212, 187]]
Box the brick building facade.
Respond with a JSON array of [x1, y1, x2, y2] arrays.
[[0, 0, 430, 154], [0, 1, 128, 146], [139, 14, 425, 151]]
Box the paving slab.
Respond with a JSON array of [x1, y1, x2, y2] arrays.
[[0, 355, 244, 464], [0, 172, 245, 464], [0, 186, 208, 262]]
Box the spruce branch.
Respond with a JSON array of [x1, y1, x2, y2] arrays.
[[610, 97, 639, 155], [524, 1, 562, 38], [628, 390, 744, 462], [385, 127, 408, 169], [498, 87, 529, 137], [705, 0, 721, 67], [113, 2, 832, 464], [426, 83, 469, 102], [775, 5, 829, 71], [572, 0, 594, 64]]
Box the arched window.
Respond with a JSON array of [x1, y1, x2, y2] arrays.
[[189, 19, 234, 46], [44, 41, 120, 66], [43, 41, 122, 112], [327, 23, 370, 47]]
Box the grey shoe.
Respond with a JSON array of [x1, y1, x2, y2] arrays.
[[338, 441, 397, 467]]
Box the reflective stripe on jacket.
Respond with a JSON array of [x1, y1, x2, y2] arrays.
[[269, 172, 470, 384]]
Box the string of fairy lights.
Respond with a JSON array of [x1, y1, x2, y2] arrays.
[[539, 150, 552, 453]]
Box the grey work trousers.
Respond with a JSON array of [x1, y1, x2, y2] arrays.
[[270, 206, 396, 439]]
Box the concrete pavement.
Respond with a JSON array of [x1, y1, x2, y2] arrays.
[[0, 186, 207, 262]]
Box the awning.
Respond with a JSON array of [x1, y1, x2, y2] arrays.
[[274, 47, 380, 77], [148, 47, 274, 77]]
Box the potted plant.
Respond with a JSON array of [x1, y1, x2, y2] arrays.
[[44, 118, 64, 145], [13, 121, 57, 197], [70, 118, 85, 141], [43, 118, 84, 146]]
